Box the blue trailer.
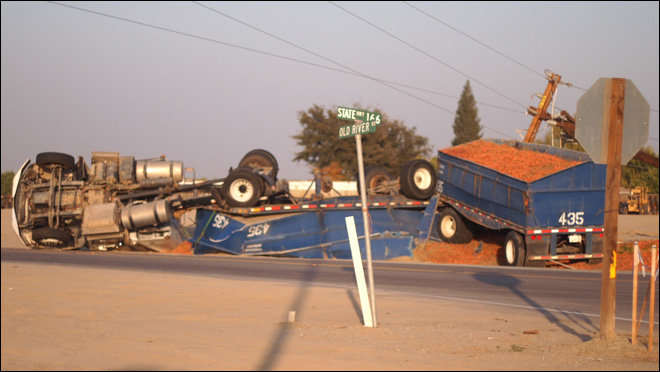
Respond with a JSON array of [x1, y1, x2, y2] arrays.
[[189, 139, 607, 267], [190, 195, 440, 260], [435, 139, 606, 267]]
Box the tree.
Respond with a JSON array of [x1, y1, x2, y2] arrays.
[[451, 80, 483, 146], [1, 171, 15, 196], [292, 105, 431, 180], [621, 146, 659, 194]]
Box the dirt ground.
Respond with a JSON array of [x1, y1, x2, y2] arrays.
[[1, 209, 659, 371]]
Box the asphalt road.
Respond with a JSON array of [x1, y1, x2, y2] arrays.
[[2, 247, 657, 333]]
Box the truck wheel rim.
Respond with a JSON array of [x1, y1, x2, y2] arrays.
[[441, 216, 456, 237], [229, 179, 254, 202], [40, 238, 65, 247], [413, 168, 432, 190], [505, 240, 515, 264]]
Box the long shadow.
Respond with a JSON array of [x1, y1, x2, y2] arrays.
[[473, 273, 593, 341], [255, 262, 318, 371], [345, 288, 365, 324]]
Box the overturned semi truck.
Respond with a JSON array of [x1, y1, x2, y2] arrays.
[[12, 140, 607, 267]]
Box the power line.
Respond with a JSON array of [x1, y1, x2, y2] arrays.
[[329, 1, 527, 111], [403, 1, 545, 80], [192, 1, 464, 116], [401, 2, 599, 94], [46, 1, 519, 139], [193, 2, 518, 138], [192, 2, 521, 115]]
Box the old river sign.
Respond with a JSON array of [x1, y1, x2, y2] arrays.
[[337, 106, 382, 139]]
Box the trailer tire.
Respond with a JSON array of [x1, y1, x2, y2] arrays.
[[222, 167, 264, 208], [36, 152, 75, 170], [504, 231, 526, 267], [358, 166, 392, 195], [31, 227, 73, 249], [437, 207, 473, 244], [239, 149, 279, 180], [400, 159, 437, 200]]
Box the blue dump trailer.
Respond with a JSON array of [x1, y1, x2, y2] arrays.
[[190, 195, 440, 260], [435, 139, 607, 267], [190, 139, 607, 267]]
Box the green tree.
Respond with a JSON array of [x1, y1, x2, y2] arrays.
[[538, 128, 658, 194], [1, 171, 15, 196], [451, 80, 483, 146], [292, 104, 431, 180], [621, 146, 659, 194]]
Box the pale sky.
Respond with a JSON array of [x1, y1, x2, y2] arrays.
[[2, 1, 658, 180]]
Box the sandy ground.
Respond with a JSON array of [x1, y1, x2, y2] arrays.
[[1, 209, 659, 371]]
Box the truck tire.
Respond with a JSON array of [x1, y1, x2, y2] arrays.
[[31, 227, 73, 248], [437, 207, 473, 244], [504, 231, 526, 267], [400, 159, 437, 200], [239, 149, 278, 180], [619, 203, 628, 215], [222, 167, 264, 208], [36, 152, 75, 170], [357, 166, 392, 195]]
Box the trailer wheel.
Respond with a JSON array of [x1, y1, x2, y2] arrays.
[[222, 167, 264, 208], [504, 231, 526, 267], [400, 159, 437, 200], [437, 207, 473, 244], [239, 149, 279, 180], [36, 152, 75, 170], [31, 227, 73, 249], [357, 166, 392, 194]]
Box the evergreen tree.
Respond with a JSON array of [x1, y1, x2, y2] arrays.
[[451, 80, 483, 146], [292, 105, 431, 180]]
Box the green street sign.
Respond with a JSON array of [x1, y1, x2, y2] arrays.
[[339, 121, 378, 139], [337, 106, 381, 139], [337, 107, 381, 124]]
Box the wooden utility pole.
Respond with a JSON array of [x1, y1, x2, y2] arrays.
[[524, 71, 562, 143], [599, 78, 625, 340]]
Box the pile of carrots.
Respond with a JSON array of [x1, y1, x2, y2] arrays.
[[440, 140, 583, 182]]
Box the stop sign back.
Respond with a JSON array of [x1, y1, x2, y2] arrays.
[[574, 78, 650, 164]]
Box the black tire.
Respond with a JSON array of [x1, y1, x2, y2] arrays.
[[31, 227, 73, 249], [36, 152, 75, 170], [222, 167, 264, 208], [239, 149, 279, 180], [400, 159, 437, 200], [503, 231, 526, 267], [357, 166, 392, 194], [437, 207, 473, 244]]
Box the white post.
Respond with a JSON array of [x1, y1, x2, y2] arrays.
[[355, 134, 377, 326], [345, 216, 374, 327]]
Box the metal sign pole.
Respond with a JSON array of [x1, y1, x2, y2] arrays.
[[355, 133, 377, 326]]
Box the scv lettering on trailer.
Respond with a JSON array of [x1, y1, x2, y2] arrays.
[[247, 223, 271, 237], [212, 214, 230, 230]]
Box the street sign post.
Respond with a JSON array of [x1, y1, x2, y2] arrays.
[[337, 106, 381, 327], [574, 78, 650, 340]]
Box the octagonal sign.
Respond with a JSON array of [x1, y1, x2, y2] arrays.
[[574, 78, 649, 164]]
